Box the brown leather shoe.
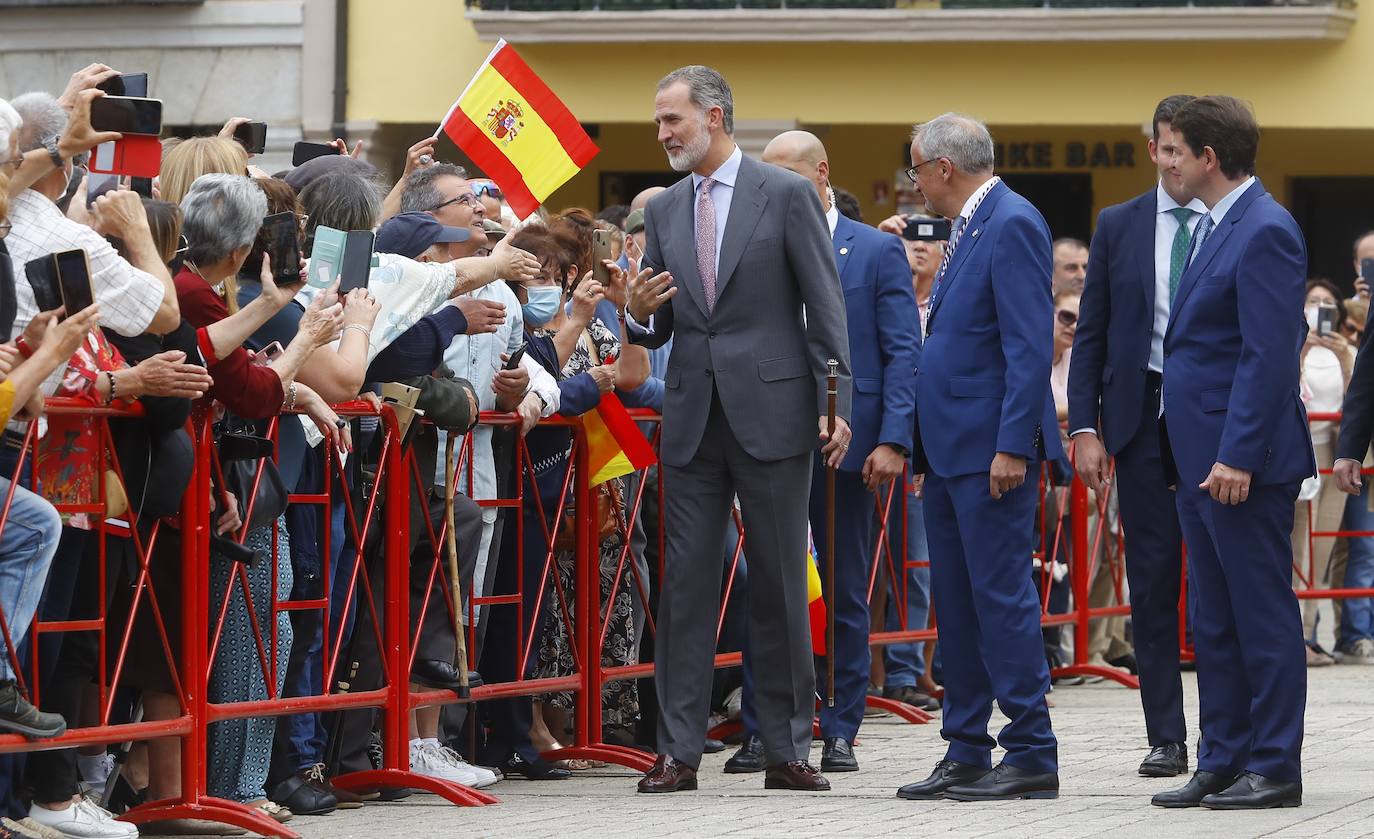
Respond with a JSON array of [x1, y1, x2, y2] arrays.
[[637, 755, 698, 793], [764, 761, 831, 791]]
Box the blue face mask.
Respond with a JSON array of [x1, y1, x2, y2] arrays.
[[521, 285, 561, 326]]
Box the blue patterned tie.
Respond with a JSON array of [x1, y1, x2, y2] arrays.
[[928, 215, 967, 311], [1185, 212, 1215, 271]]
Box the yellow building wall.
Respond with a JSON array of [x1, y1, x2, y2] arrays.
[[349, 2, 1374, 131]]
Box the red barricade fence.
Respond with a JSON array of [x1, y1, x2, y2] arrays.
[[1, 401, 1371, 837]]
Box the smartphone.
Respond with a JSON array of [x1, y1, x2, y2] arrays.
[[1361, 258, 1374, 290], [260, 212, 301, 286], [130, 177, 153, 198], [96, 73, 148, 98], [89, 96, 163, 136], [233, 121, 267, 155], [86, 172, 120, 208], [902, 216, 953, 242], [591, 228, 612, 289], [338, 230, 375, 294], [1317, 302, 1338, 337], [88, 135, 161, 179], [504, 344, 528, 371], [292, 141, 340, 167], [251, 341, 283, 367], [53, 249, 95, 316], [24, 255, 63, 313]]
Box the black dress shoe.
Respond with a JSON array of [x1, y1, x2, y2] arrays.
[[1201, 772, 1302, 810], [723, 735, 766, 774], [944, 762, 1059, 801], [638, 755, 698, 793], [882, 685, 941, 712], [896, 760, 989, 800], [1139, 742, 1188, 777], [764, 761, 831, 791], [703, 737, 726, 754], [411, 659, 465, 690], [820, 738, 858, 773], [501, 752, 571, 781], [269, 770, 337, 816], [1151, 770, 1240, 808]]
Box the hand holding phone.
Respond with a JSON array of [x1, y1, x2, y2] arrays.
[[591, 228, 612, 289], [504, 344, 528, 370], [292, 141, 341, 167], [232, 121, 268, 155], [53, 249, 96, 318], [89, 96, 162, 135], [902, 216, 953, 242], [251, 341, 284, 367]]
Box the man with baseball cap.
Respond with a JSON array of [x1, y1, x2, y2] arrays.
[[375, 211, 471, 260]]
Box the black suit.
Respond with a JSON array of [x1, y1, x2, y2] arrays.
[[1337, 305, 1374, 461]]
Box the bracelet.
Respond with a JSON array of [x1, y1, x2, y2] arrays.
[[342, 323, 371, 341], [284, 381, 298, 412], [104, 371, 117, 406]]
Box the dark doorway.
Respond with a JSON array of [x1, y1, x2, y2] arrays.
[[999, 173, 1094, 244], [1289, 177, 1374, 296], [601, 171, 682, 209]]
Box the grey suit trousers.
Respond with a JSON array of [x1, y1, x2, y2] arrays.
[[656, 391, 815, 768]]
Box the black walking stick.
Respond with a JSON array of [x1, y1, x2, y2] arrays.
[[826, 359, 838, 708]]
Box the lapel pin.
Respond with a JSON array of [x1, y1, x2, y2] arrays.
[[971, 229, 980, 238], [839, 247, 849, 256]]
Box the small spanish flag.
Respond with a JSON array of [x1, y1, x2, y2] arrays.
[[584, 392, 657, 486], [807, 531, 827, 656], [437, 39, 599, 220]]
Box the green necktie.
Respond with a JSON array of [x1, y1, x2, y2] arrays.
[[1167, 207, 1197, 306]]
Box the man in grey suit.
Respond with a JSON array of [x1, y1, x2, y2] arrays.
[[627, 65, 853, 794]]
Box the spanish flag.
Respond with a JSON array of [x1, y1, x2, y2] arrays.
[[437, 39, 599, 220], [585, 392, 657, 486], [807, 532, 827, 656]]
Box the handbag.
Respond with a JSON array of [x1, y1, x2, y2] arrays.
[[553, 479, 623, 552], [217, 427, 289, 535]]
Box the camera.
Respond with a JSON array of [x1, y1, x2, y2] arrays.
[[902, 216, 952, 242]]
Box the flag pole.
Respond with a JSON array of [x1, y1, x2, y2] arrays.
[[445, 435, 470, 696], [826, 359, 838, 708]]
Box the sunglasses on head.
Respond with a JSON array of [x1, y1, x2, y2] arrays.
[[474, 183, 503, 200], [1057, 309, 1078, 327]]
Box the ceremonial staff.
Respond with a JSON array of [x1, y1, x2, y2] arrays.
[[826, 359, 838, 708], [445, 436, 470, 695]]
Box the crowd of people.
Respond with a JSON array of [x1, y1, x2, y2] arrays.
[[0, 59, 1368, 836]]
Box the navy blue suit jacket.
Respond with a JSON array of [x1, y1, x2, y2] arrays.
[[1068, 189, 1159, 454], [915, 180, 1062, 478], [1161, 179, 1315, 489], [832, 214, 920, 473]]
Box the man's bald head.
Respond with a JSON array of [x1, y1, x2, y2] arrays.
[[761, 129, 830, 208], [631, 186, 666, 211]]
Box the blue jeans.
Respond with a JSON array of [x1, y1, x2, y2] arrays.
[[1338, 485, 1374, 651], [0, 476, 62, 681], [881, 488, 931, 687]]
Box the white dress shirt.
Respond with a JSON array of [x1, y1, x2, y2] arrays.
[[826, 204, 839, 239], [1208, 176, 1256, 227], [1149, 184, 1209, 373]]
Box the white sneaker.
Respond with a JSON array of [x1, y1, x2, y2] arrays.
[[77, 753, 115, 801], [410, 741, 498, 789], [27, 799, 138, 838]]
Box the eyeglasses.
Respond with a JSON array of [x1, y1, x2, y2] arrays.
[[429, 192, 480, 212], [904, 158, 943, 184], [1056, 309, 1079, 327], [0, 158, 22, 171], [473, 183, 503, 200], [0, 221, 11, 240]]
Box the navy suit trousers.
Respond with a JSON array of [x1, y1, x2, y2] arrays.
[[924, 467, 1057, 774]]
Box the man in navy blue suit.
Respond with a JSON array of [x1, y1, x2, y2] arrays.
[[886, 113, 1061, 802], [1068, 94, 1205, 779], [1152, 95, 1312, 810], [757, 130, 920, 774]]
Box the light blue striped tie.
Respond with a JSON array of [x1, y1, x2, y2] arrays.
[[1185, 212, 1215, 270]]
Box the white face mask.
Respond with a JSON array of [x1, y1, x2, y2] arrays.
[[1305, 305, 1320, 332]]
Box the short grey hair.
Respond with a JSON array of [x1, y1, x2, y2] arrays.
[[11, 92, 65, 154], [0, 99, 21, 155], [181, 173, 268, 267], [299, 171, 384, 256], [399, 163, 469, 214], [658, 65, 734, 135], [913, 113, 995, 175]]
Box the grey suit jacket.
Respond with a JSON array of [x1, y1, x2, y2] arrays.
[[631, 154, 853, 468]]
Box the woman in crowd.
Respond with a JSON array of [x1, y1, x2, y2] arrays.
[[506, 218, 649, 757], [1295, 279, 1355, 667], [177, 173, 349, 822], [158, 137, 248, 206]]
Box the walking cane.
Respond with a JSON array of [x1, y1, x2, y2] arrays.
[[445, 435, 471, 696], [825, 359, 838, 708]]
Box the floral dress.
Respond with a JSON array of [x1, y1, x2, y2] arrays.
[[533, 317, 639, 731]]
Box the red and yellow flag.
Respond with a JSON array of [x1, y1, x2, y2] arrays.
[[584, 393, 657, 486], [807, 532, 826, 656], [437, 39, 599, 220]]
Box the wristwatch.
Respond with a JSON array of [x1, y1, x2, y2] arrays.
[[42, 136, 64, 170]]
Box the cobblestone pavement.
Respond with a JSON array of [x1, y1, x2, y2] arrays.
[[262, 664, 1374, 839]]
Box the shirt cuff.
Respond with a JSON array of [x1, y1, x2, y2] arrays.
[[624, 310, 653, 335], [1069, 428, 1097, 438]]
